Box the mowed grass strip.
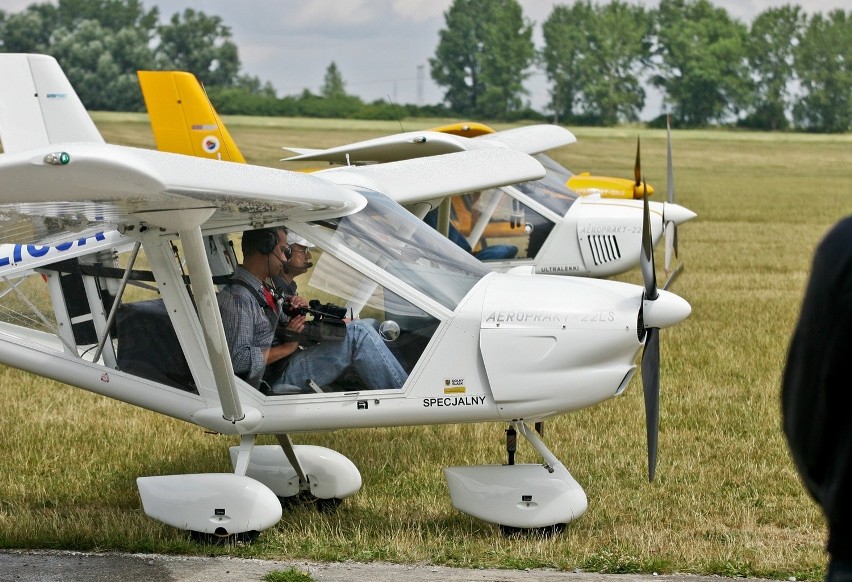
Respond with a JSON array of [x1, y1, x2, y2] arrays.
[[1, 114, 849, 579]]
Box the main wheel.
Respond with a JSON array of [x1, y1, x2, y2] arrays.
[[189, 529, 260, 545], [278, 492, 343, 513], [499, 523, 566, 538]]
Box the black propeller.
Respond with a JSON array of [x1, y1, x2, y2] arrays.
[[640, 178, 660, 482]]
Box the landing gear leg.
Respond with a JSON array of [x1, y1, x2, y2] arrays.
[[275, 434, 347, 513], [276, 434, 308, 492], [505, 426, 517, 465]]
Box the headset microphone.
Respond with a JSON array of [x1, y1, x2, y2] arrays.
[[267, 249, 290, 275]]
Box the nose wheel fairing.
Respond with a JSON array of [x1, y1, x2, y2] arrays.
[[444, 421, 588, 529]]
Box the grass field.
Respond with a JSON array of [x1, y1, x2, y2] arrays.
[[1, 114, 850, 579]]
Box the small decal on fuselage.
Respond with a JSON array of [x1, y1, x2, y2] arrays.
[[579, 225, 640, 235], [443, 378, 466, 394], [202, 135, 220, 153], [538, 265, 581, 273]]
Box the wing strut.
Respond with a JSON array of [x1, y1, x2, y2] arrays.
[[180, 226, 244, 422], [92, 240, 141, 363]]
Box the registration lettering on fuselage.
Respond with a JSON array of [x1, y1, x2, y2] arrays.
[[423, 396, 486, 408], [484, 311, 566, 324]]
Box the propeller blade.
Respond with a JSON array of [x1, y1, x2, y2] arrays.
[[664, 220, 675, 277], [634, 137, 641, 188], [662, 263, 684, 291], [641, 180, 658, 301], [665, 114, 678, 268], [666, 115, 674, 205], [665, 115, 673, 275], [641, 327, 660, 482]]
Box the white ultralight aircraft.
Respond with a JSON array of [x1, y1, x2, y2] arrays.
[[135, 69, 695, 281], [0, 54, 691, 540], [282, 121, 696, 281]]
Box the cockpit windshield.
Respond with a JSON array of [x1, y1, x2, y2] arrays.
[[312, 189, 490, 311], [513, 153, 580, 217]]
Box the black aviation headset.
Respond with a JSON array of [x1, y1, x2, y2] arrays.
[[254, 228, 291, 259]]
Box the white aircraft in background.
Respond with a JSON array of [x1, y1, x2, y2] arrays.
[[136, 70, 695, 282], [281, 122, 695, 282], [0, 54, 690, 541]]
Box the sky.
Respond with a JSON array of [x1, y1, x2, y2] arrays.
[[2, 0, 851, 118]]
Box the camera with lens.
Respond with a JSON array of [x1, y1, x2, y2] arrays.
[[284, 299, 347, 321], [278, 298, 347, 344]]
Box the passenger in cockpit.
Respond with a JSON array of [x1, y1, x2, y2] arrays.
[[218, 227, 408, 394]]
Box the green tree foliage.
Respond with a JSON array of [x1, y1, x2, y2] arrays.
[[51, 20, 154, 110], [430, 0, 535, 119], [542, 0, 651, 125], [652, 0, 751, 127], [0, 0, 240, 111], [321, 62, 347, 99], [0, 3, 57, 53], [53, 0, 158, 32], [793, 10, 851, 133], [742, 5, 806, 130], [0, 0, 158, 110], [155, 8, 240, 87]]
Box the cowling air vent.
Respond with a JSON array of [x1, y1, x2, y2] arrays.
[[587, 234, 622, 266]]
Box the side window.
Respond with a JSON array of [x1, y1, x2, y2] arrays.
[[264, 249, 439, 394]]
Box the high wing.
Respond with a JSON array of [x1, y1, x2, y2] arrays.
[[0, 53, 104, 152], [284, 130, 496, 164], [475, 125, 577, 154], [281, 125, 577, 164], [314, 149, 545, 206], [138, 70, 246, 163], [0, 142, 364, 239]]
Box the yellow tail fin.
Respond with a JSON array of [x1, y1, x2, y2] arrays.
[[137, 70, 245, 163]]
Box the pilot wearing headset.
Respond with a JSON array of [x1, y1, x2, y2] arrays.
[[217, 227, 407, 394]]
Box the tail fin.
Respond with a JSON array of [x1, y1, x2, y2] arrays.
[[137, 70, 245, 163], [0, 53, 104, 152]]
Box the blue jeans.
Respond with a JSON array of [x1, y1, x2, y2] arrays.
[[272, 320, 407, 393]]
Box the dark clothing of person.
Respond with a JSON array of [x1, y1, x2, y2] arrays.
[[423, 208, 517, 261], [782, 216, 852, 573]]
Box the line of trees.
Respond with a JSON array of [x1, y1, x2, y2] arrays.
[[0, 0, 848, 132], [432, 0, 850, 132]]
